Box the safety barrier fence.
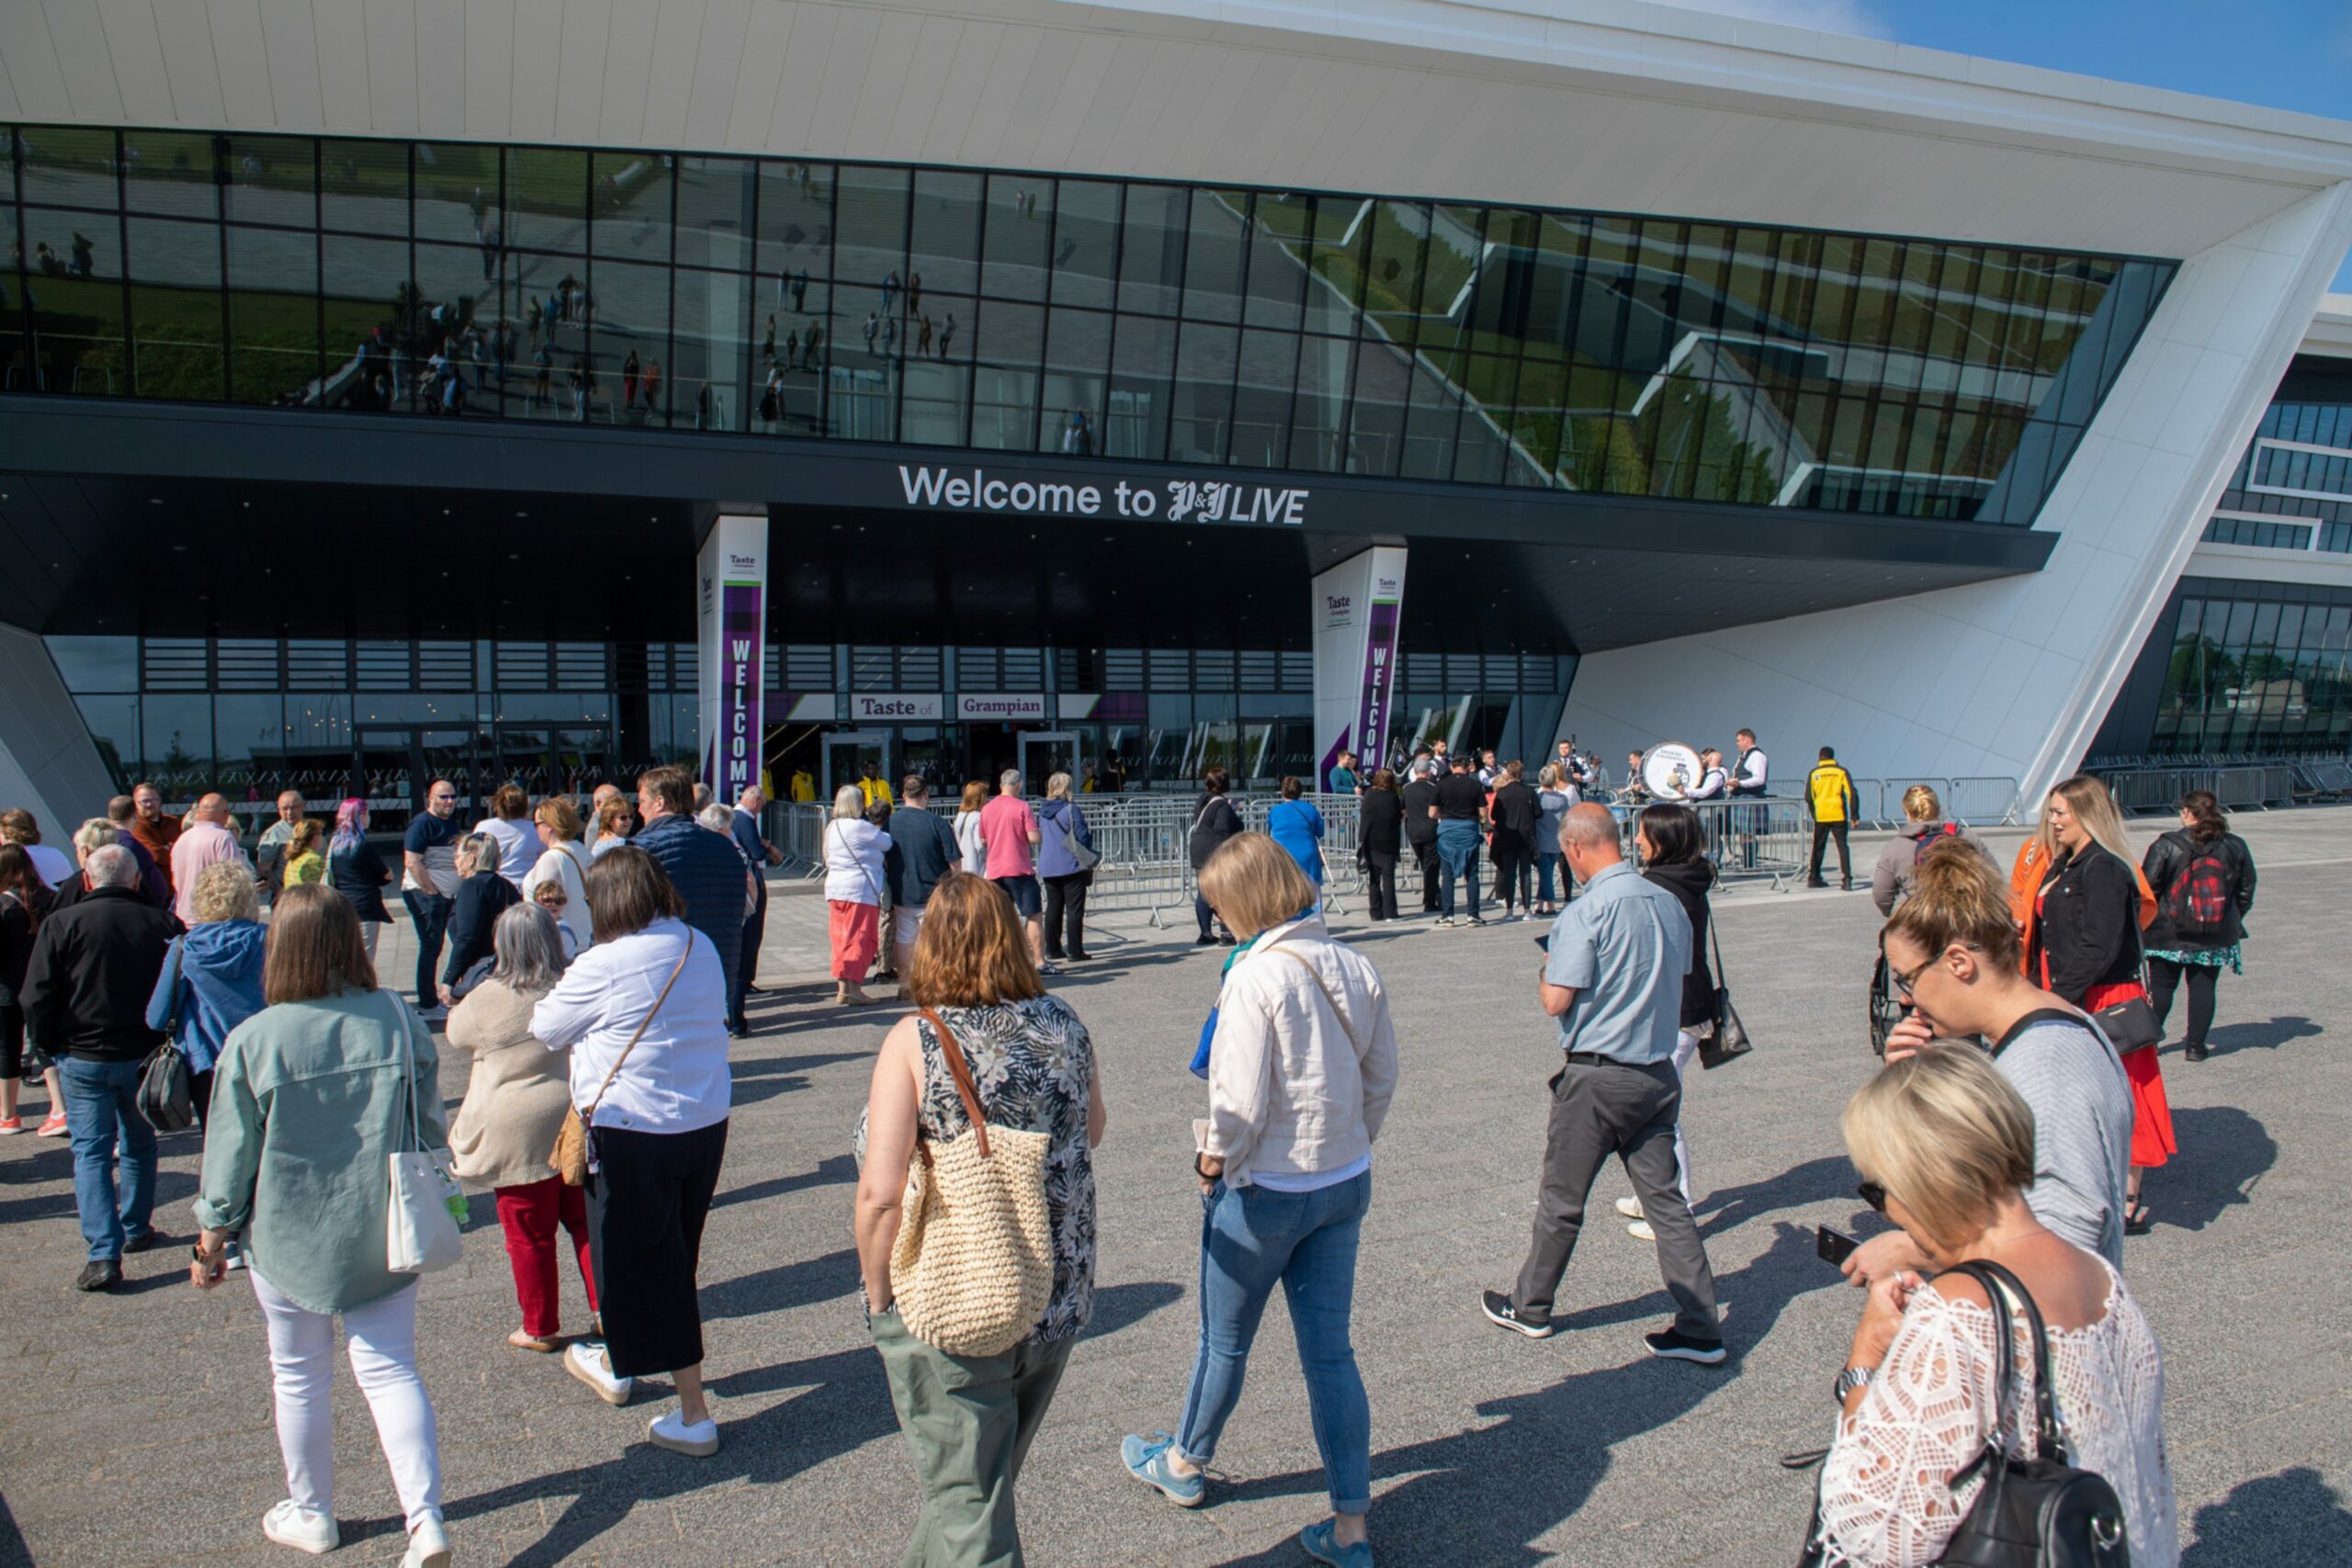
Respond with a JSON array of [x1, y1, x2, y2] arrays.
[[2091, 765, 2301, 815]]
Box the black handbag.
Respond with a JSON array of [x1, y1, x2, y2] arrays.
[[2092, 988, 2160, 1053], [1797, 1260, 2132, 1568], [137, 1043, 196, 1133], [1698, 916, 1751, 1069], [1929, 1260, 2132, 1567]]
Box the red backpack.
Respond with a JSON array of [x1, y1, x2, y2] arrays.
[[2165, 833, 2233, 940], [1911, 821, 1960, 866]]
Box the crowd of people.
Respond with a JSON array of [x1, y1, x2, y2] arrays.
[[0, 742, 2276, 1567]]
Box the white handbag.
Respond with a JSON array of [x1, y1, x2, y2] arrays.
[[385, 995, 467, 1274]]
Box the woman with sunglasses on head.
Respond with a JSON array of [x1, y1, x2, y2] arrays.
[[1813, 1045, 2177, 1568], [1844, 840, 2132, 1295]]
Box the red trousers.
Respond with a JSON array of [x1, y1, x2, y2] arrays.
[[495, 1177, 598, 1337]]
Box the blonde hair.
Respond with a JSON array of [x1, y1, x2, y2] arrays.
[[831, 784, 865, 819], [189, 860, 259, 923], [1196, 832, 1318, 940], [1842, 1044, 2036, 1252], [1045, 772, 1072, 801], [535, 795, 582, 841], [2049, 773, 2135, 864], [1882, 837, 2016, 968], [1902, 784, 1942, 822], [74, 818, 117, 858]]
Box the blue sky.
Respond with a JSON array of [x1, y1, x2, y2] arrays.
[[1674, 1, 2352, 288]]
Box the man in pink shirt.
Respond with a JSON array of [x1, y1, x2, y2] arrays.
[[978, 769, 1047, 967], [169, 795, 246, 927]]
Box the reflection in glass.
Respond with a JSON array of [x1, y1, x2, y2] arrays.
[[124, 216, 220, 402], [75, 695, 139, 791], [323, 138, 410, 235], [123, 131, 219, 219], [229, 227, 321, 405]]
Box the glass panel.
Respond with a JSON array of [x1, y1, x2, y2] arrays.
[[1230, 328, 1295, 469], [1289, 333, 1354, 473], [1348, 340, 1410, 478], [1303, 197, 1372, 335], [1048, 179, 1119, 310], [504, 147, 585, 253], [970, 299, 1043, 449], [1181, 189, 1250, 324], [1169, 321, 1237, 464], [833, 164, 910, 301], [123, 215, 218, 401], [1243, 195, 1308, 330], [755, 159, 832, 279], [323, 138, 410, 234], [228, 227, 320, 405], [674, 155, 753, 272], [323, 235, 409, 412], [1118, 184, 1189, 316], [1039, 309, 1111, 454], [224, 135, 315, 228], [412, 242, 492, 415], [672, 265, 747, 431], [415, 141, 501, 245], [591, 149, 670, 264], [981, 174, 1051, 300], [901, 358, 971, 446], [123, 130, 217, 219], [589, 258, 670, 426], [1105, 314, 1175, 460], [18, 127, 118, 208], [142, 694, 213, 793], [909, 168, 982, 296], [76, 695, 140, 791]]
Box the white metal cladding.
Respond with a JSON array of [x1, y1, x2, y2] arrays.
[[0, 0, 2347, 262]]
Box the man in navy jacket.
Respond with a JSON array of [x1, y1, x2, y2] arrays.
[[633, 765, 752, 1037]]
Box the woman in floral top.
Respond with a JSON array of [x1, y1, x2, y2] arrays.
[[854, 871, 1106, 1567]]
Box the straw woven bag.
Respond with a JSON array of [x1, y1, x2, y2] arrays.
[[888, 1007, 1057, 1357]]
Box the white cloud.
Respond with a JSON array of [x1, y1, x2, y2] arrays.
[[1650, 0, 1894, 40]]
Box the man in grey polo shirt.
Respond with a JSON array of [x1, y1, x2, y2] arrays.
[[1483, 803, 1726, 1363]]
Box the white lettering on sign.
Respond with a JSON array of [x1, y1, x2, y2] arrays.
[[852, 694, 944, 722], [956, 693, 1048, 722], [898, 466, 1303, 525]]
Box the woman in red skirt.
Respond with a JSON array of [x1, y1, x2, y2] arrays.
[[822, 784, 890, 1007], [2023, 775, 2171, 1233]]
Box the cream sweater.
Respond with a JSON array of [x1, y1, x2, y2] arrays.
[[1200, 916, 1399, 1188], [446, 977, 573, 1190]]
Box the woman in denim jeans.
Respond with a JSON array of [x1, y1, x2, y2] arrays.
[[1123, 834, 1400, 1568]]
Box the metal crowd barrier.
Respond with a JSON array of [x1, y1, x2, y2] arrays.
[[1947, 777, 2024, 827], [1682, 799, 1813, 891]]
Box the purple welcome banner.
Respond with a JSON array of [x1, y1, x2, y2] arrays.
[[1355, 598, 1401, 773], [717, 581, 764, 797]]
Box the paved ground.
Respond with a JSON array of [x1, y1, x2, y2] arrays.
[[4, 809, 2350, 1566]]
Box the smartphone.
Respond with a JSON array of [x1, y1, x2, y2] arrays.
[[1816, 1225, 1860, 1269]]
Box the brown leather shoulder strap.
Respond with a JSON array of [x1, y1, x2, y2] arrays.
[[918, 1005, 991, 1159]]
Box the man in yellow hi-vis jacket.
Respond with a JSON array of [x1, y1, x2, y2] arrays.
[[1805, 746, 1860, 890]]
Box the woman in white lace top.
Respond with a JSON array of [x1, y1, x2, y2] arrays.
[[1815, 1045, 2177, 1567]]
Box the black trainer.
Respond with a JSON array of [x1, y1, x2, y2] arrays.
[[1644, 1326, 1727, 1365], [2184, 1043, 2209, 1063], [1194, 933, 1218, 947], [122, 1230, 160, 1254], [75, 1259, 121, 1292], [1481, 1290, 1556, 1338]]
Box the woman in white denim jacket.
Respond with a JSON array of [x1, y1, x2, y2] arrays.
[[1123, 833, 1398, 1568]]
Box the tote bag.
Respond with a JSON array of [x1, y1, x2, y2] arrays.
[[386, 997, 468, 1274]]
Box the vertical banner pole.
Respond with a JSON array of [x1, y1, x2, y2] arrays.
[[1310, 546, 1408, 790], [696, 513, 769, 799]]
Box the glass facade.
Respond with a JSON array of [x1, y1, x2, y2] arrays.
[[4, 125, 2170, 524], [2200, 358, 2352, 555], [2139, 580, 2352, 755]]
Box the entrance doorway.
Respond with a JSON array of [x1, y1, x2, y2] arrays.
[[1019, 731, 1080, 791], [352, 727, 477, 837], [823, 730, 891, 799]]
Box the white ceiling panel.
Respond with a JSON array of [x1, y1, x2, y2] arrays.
[[411, 0, 467, 140], [638, 0, 702, 150], [596, 0, 657, 143], [507, 0, 562, 141], [360, 0, 418, 135], [96, 2, 175, 125], [460, 0, 516, 141], [255, 0, 327, 127], [724, 0, 794, 150], [44, 0, 128, 123]]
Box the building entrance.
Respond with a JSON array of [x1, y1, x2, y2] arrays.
[[1019, 732, 1080, 790], [823, 730, 891, 800], [352, 727, 476, 837]]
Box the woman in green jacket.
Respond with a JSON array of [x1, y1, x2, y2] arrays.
[[190, 885, 454, 1568]]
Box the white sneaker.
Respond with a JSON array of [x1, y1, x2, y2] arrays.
[[648, 1409, 721, 1457], [566, 1341, 634, 1406], [402, 1512, 452, 1568], [1614, 1196, 1644, 1220], [1627, 1219, 1657, 1242], [262, 1499, 339, 1555]]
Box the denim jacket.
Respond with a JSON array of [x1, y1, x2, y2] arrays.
[[193, 987, 447, 1314]]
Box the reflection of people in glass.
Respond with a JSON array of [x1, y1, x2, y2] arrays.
[[881, 269, 900, 314], [761, 315, 775, 362], [784, 330, 798, 371], [790, 270, 808, 311], [568, 358, 588, 422], [906, 272, 922, 317], [915, 316, 933, 357], [939, 314, 955, 358], [641, 358, 662, 417], [804, 324, 823, 370], [622, 350, 641, 409], [863, 311, 879, 355]]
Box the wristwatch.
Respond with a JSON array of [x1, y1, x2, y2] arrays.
[[1833, 1365, 1873, 1405]]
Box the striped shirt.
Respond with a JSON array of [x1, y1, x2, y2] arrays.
[[1992, 1014, 2133, 1268]]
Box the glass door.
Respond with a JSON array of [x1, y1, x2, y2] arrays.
[[822, 730, 890, 799], [354, 728, 480, 839], [1018, 731, 1080, 792]]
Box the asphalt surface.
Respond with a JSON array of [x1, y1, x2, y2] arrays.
[[2, 808, 2347, 1565]]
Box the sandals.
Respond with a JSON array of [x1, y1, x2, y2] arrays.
[[508, 1329, 563, 1353], [2123, 1200, 2154, 1236]]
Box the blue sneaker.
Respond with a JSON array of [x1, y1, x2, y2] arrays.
[[1120, 1431, 1205, 1506], [1301, 1519, 1374, 1567]]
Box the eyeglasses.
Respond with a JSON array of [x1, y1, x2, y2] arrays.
[[1858, 1180, 1888, 1213], [1887, 954, 1933, 998], [429, 792, 456, 803], [537, 894, 568, 908]]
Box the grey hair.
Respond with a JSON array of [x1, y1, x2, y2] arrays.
[[74, 818, 117, 857], [85, 842, 137, 888], [831, 784, 865, 819], [458, 831, 500, 872], [999, 769, 1022, 794], [490, 903, 567, 996], [697, 804, 736, 834]]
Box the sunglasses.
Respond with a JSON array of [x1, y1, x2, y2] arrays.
[[1858, 1180, 1889, 1213]]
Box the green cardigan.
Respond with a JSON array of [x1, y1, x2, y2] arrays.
[[193, 987, 447, 1314]]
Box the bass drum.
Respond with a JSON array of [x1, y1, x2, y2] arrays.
[[1638, 742, 1704, 800]]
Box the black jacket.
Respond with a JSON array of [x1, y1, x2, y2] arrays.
[[442, 870, 522, 987], [1643, 859, 1716, 1031], [20, 886, 180, 1062], [1489, 781, 1539, 853], [1358, 787, 1402, 860], [0, 883, 54, 1006], [1187, 794, 1242, 871], [2141, 829, 2256, 953], [1398, 780, 1439, 847], [2030, 841, 2143, 1005]]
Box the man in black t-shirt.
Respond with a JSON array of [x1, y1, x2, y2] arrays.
[[1432, 757, 1488, 926], [1399, 762, 1442, 915]]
